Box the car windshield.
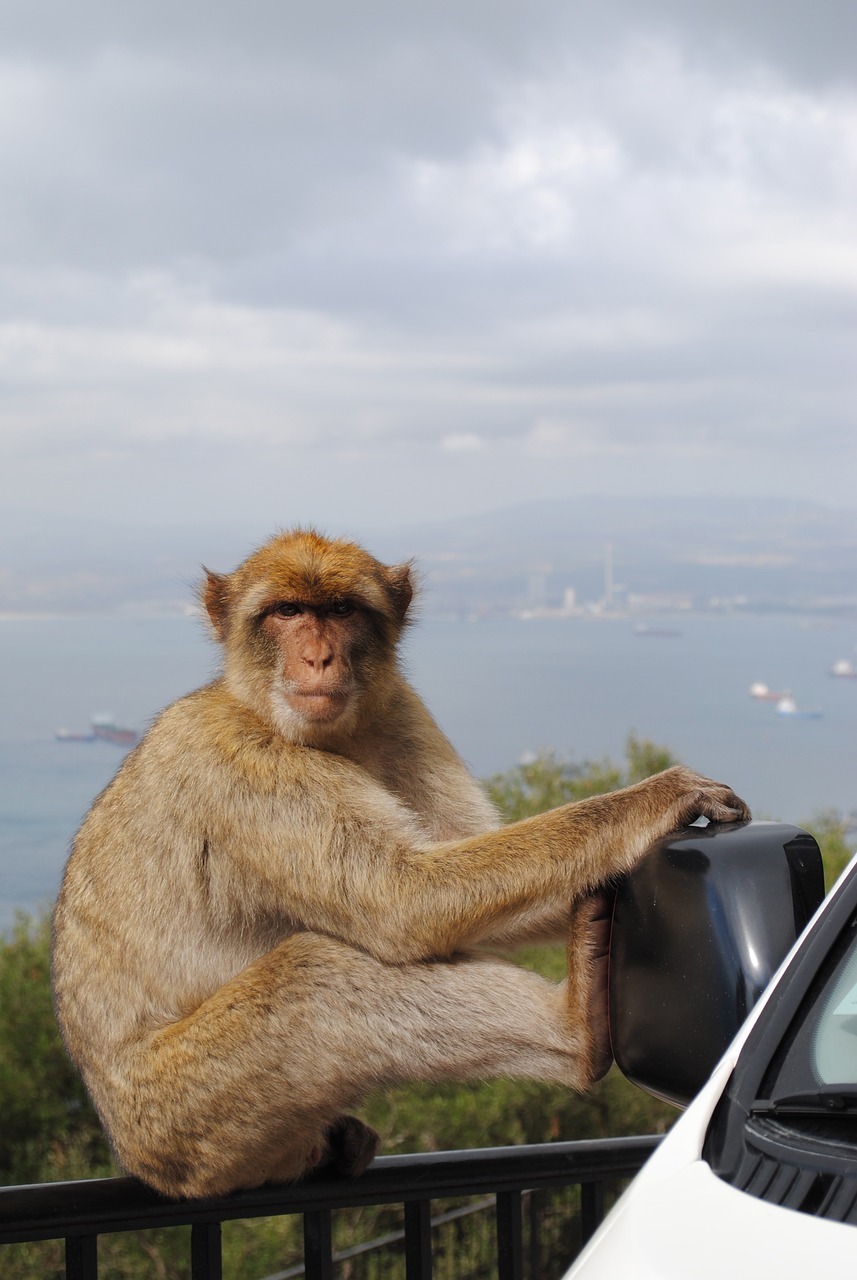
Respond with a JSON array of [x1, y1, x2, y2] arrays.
[[812, 938, 857, 1084], [762, 917, 857, 1102]]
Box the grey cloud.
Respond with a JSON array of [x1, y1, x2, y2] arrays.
[[1, 0, 853, 281], [0, 0, 855, 528], [623, 0, 857, 87], [4, 0, 853, 75]]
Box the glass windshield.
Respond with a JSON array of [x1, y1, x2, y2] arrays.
[[812, 939, 857, 1084], [763, 919, 857, 1099]]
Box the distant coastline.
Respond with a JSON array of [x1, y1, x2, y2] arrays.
[[2, 495, 857, 624], [0, 605, 202, 623], [0, 611, 65, 622]]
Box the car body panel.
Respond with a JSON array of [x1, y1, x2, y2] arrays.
[[566, 852, 857, 1278], [567, 1158, 856, 1278]]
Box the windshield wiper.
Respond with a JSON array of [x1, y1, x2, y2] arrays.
[[753, 1086, 857, 1117]]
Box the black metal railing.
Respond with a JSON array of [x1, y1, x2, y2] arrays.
[[0, 1135, 660, 1280]]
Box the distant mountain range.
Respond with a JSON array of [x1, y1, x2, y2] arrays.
[[374, 496, 857, 617], [2, 495, 856, 616]]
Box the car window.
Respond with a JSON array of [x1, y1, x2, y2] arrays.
[[762, 919, 857, 1098], [813, 938, 857, 1083]]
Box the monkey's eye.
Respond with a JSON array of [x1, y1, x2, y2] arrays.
[[328, 599, 354, 617], [272, 602, 302, 618]]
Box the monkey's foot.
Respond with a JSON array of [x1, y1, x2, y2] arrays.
[[315, 1115, 380, 1177], [566, 891, 614, 1086]]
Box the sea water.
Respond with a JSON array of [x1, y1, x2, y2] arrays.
[[1, 610, 855, 927]]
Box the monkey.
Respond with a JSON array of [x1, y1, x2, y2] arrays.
[[51, 528, 750, 1200]]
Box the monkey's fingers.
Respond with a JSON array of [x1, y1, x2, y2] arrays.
[[691, 782, 752, 826], [649, 766, 751, 832]]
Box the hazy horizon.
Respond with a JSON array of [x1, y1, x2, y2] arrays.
[[2, 491, 855, 621]]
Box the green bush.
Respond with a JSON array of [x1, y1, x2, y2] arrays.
[[485, 732, 675, 821], [809, 809, 855, 891], [0, 912, 111, 1185]]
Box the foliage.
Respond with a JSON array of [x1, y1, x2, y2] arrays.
[[805, 809, 855, 892], [0, 912, 111, 1185], [486, 732, 675, 822]]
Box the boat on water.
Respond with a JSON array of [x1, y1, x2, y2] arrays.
[[56, 714, 139, 747], [749, 681, 786, 701], [634, 624, 682, 638], [830, 658, 857, 678], [775, 695, 823, 720]]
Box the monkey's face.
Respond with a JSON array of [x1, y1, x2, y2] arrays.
[[206, 529, 414, 742], [260, 598, 370, 729]]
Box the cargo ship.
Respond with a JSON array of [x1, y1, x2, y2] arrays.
[[56, 714, 139, 747], [749, 681, 785, 701]]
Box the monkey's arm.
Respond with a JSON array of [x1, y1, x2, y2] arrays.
[[208, 745, 749, 965]]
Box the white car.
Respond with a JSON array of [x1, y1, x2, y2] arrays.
[[567, 823, 857, 1278]]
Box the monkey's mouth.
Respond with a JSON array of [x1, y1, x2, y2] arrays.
[[285, 689, 352, 723]]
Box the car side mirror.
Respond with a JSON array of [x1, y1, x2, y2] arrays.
[[608, 819, 825, 1108]]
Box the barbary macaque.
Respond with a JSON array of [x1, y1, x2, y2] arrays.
[[52, 529, 750, 1199]]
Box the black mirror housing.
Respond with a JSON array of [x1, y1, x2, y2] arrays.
[[608, 820, 825, 1108]]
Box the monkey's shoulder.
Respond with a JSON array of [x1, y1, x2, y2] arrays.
[[131, 682, 365, 796]]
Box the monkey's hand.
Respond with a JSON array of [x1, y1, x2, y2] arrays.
[[557, 766, 751, 919], [645, 765, 751, 834]]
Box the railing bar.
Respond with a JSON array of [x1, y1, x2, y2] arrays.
[[496, 1189, 523, 1280], [527, 1188, 540, 1280], [0, 1136, 660, 1256], [580, 1180, 605, 1245], [303, 1209, 334, 1280], [0, 1136, 661, 1244], [191, 1221, 223, 1280], [222, 1198, 500, 1280], [404, 1200, 432, 1280], [65, 1233, 98, 1280]]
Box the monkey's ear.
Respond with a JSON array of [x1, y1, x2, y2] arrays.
[[203, 570, 231, 639], [387, 563, 414, 624]]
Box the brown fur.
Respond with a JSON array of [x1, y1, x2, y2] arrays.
[[51, 528, 750, 1199]]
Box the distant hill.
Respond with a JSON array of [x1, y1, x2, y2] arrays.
[[374, 496, 857, 616], [1, 496, 855, 616]]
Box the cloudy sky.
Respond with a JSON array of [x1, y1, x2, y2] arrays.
[[1, 0, 855, 537]]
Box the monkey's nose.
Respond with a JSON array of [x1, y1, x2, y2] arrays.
[[302, 649, 334, 671]]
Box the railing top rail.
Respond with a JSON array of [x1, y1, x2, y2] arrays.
[[0, 1134, 661, 1246]]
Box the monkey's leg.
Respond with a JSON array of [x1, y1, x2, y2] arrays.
[[564, 891, 614, 1084], [113, 931, 592, 1199]]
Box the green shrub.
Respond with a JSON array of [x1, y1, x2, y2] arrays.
[[0, 912, 111, 1185]]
